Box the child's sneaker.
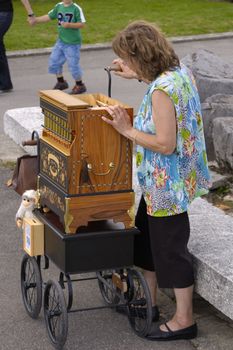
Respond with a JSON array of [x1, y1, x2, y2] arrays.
[[53, 81, 69, 90], [71, 83, 87, 94]]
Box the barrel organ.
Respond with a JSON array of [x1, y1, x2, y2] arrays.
[[38, 90, 135, 234]]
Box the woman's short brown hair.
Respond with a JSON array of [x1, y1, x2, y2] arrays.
[[112, 20, 180, 81]]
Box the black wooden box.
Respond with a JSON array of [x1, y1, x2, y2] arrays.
[[36, 211, 139, 274]]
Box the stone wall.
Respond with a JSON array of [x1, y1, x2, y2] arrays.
[[212, 117, 233, 171], [202, 94, 233, 161], [182, 50, 233, 170], [181, 49, 233, 103]]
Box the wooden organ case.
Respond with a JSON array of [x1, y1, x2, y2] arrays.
[[38, 90, 135, 234]]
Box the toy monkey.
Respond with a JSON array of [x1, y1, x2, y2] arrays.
[[16, 189, 38, 228]]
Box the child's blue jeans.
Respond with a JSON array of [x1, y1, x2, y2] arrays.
[[48, 39, 83, 81]]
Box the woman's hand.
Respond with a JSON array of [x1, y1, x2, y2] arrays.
[[27, 16, 36, 25], [111, 59, 138, 80], [102, 105, 133, 137]]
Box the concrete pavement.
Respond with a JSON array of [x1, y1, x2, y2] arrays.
[[1, 35, 233, 350]]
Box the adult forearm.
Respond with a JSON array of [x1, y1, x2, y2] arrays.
[[126, 128, 176, 155], [21, 0, 33, 15]]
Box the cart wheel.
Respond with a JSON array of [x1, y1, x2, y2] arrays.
[[44, 280, 68, 350], [97, 270, 120, 305], [126, 269, 152, 337], [20, 253, 42, 319]]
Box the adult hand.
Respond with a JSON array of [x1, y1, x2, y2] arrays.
[[102, 105, 133, 137], [112, 58, 138, 80], [27, 16, 36, 25]]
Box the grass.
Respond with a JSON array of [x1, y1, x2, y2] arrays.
[[5, 0, 233, 50]]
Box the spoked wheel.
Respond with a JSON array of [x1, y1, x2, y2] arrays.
[[96, 270, 121, 305], [20, 253, 42, 319], [126, 269, 152, 337], [44, 280, 68, 350]]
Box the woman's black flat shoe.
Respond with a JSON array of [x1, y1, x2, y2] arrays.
[[147, 322, 197, 341]]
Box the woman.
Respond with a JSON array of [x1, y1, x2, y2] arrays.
[[0, 0, 35, 92], [102, 20, 211, 341], [0, 0, 14, 92]]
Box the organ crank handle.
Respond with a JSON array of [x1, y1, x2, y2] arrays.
[[104, 64, 122, 98], [106, 64, 122, 72], [87, 162, 115, 176]]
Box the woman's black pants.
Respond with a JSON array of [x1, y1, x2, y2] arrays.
[[0, 11, 13, 90]]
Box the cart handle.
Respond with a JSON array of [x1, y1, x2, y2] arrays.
[[104, 67, 112, 98], [22, 130, 40, 173]]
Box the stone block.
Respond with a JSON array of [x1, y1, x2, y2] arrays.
[[189, 198, 233, 320], [201, 94, 233, 160], [181, 49, 233, 102], [209, 169, 231, 190], [212, 117, 233, 171], [3, 107, 43, 155]]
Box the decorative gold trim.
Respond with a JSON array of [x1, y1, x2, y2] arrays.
[[127, 192, 135, 227], [40, 135, 70, 156], [87, 162, 115, 176], [64, 198, 74, 234]]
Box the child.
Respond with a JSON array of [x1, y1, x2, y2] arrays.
[[33, 0, 86, 94]]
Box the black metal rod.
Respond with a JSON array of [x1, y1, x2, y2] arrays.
[[104, 67, 112, 98], [32, 130, 40, 173], [68, 303, 126, 314], [62, 276, 98, 283]]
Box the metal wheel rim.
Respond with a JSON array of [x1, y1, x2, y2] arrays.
[[44, 280, 68, 349], [127, 269, 152, 337]]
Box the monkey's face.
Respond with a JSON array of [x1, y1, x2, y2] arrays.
[[22, 197, 35, 208]]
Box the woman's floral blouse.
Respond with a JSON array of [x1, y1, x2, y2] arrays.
[[134, 64, 211, 217]]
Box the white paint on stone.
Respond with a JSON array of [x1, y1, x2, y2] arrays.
[[3, 107, 43, 155]]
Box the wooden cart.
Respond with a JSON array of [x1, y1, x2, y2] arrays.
[[20, 72, 153, 349], [21, 211, 153, 349]]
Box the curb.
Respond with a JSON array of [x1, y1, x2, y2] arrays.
[[6, 32, 233, 58]]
